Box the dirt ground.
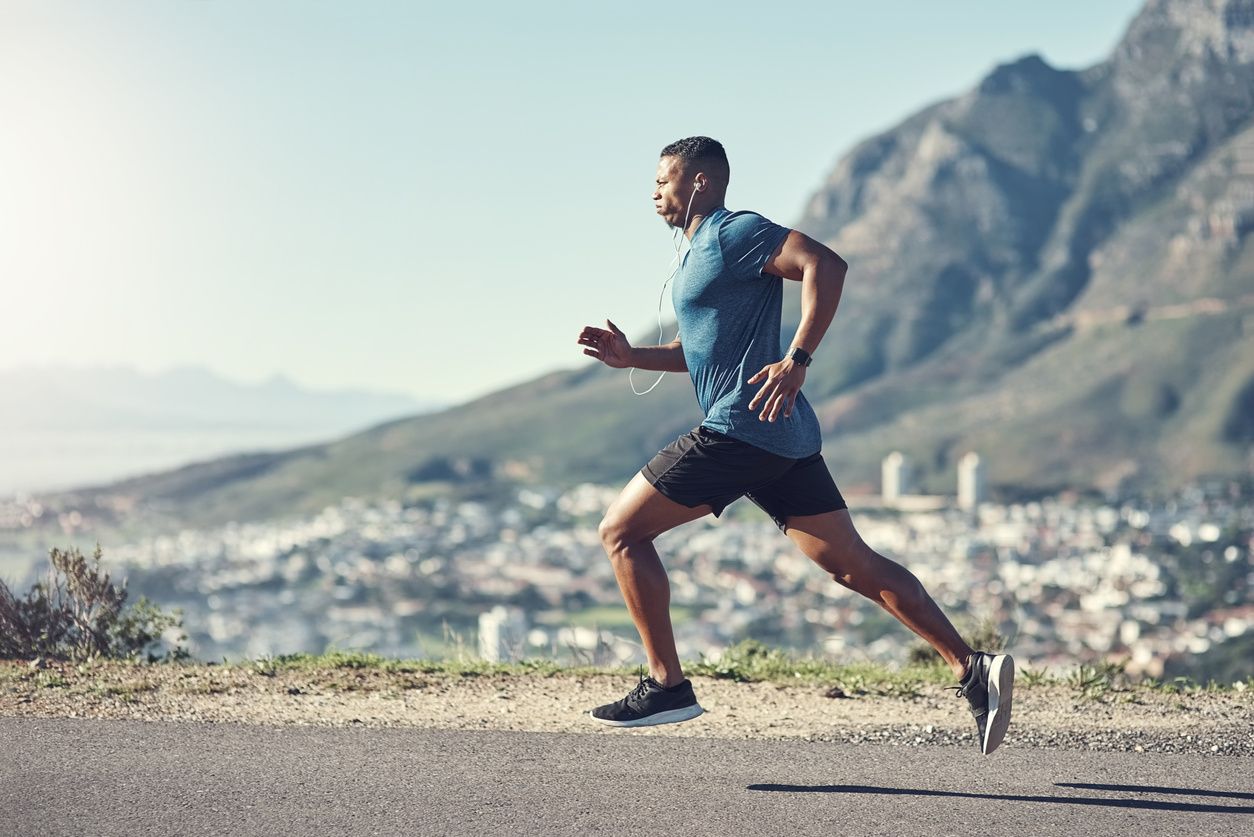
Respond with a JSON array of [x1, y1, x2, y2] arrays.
[[2, 660, 1250, 756]]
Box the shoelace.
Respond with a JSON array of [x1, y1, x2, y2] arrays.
[[627, 666, 653, 703], [624, 667, 662, 707]]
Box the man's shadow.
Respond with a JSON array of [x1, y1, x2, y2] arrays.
[[746, 781, 1254, 815]]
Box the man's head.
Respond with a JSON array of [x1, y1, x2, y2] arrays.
[[653, 136, 729, 229]]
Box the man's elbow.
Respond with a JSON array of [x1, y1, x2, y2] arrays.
[[821, 249, 848, 281]]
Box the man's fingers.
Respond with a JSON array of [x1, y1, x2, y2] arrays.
[[607, 319, 625, 336], [768, 393, 784, 422], [760, 392, 778, 421], [748, 382, 771, 410], [747, 367, 769, 384], [754, 385, 777, 417]]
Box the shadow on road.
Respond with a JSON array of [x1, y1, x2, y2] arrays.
[[1055, 782, 1254, 801], [746, 783, 1254, 815]]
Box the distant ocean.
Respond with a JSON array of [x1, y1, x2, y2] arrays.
[[0, 427, 338, 495]]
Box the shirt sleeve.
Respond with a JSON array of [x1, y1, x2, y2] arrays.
[[717, 210, 791, 280]]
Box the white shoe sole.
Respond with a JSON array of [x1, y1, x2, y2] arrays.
[[589, 703, 705, 728], [982, 654, 1015, 755]]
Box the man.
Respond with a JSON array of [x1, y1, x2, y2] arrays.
[[576, 136, 1014, 755]]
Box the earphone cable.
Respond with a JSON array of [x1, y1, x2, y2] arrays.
[[629, 183, 699, 396]]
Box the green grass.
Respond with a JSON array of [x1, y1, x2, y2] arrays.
[[230, 650, 608, 680], [686, 639, 953, 698], [220, 640, 956, 698], [8, 641, 1251, 696]]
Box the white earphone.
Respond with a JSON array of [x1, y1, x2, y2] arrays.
[[629, 181, 701, 395]]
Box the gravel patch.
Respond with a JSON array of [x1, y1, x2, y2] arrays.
[[2, 660, 1250, 756]]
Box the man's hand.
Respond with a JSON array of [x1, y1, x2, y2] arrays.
[[578, 320, 634, 368], [747, 359, 806, 422]]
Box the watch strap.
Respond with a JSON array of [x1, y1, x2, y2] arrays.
[[787, 346, 813, 367]]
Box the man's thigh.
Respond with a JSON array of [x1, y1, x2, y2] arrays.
[[746, 451, 848, 532], [602, 472, 713, 544]]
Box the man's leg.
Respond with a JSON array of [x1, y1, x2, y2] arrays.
[[598, 472, 712, 687], [783, 508, 974, 679]]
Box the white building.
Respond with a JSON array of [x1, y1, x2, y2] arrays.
[[478, 605, 529, 662], [882, 451, 911, 504], [958, 452, 986, 511]]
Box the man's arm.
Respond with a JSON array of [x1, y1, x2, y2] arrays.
[[578, 320, 687, 372], [746, 231, 848, 421], [629, 337, 687, 372]]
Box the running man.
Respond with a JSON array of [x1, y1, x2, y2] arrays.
[[576, 136, 1014, 755]]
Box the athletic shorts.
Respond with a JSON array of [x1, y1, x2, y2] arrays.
[[641, 424, 847, 532]]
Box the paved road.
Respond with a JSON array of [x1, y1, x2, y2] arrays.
[[2, 718, 1251, 836]]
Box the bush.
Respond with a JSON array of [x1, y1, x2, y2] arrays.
[[0, 544, 189, 662]]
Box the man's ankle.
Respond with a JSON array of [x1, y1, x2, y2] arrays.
[[652, 672, 685, 689]]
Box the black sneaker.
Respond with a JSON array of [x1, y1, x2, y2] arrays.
[[955, 651, 1015, 755], [589, 670, 704, 728]]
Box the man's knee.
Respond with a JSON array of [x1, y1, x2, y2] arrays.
[[817, 542, 902, 596], [809, 536, 871, 580], [598, 510, 646, 556]]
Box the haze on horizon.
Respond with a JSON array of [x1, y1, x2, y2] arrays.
[[1, 0, 1143, 406]]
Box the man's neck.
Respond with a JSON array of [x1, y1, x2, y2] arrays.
[[683, 204, 723, 240], [683, 213, 706, 240]]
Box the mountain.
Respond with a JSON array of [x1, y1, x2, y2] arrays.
[[41, 0, 1254, 525], [0, 364, 436, 494]]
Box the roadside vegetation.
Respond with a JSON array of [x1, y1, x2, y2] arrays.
[[0, 545, 188, 663]]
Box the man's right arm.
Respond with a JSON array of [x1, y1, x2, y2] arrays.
[[629, 338, 686, 372], [577, 320, 686, 372]]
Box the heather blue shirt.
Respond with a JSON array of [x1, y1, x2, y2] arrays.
[[674, 206, 822, 458]]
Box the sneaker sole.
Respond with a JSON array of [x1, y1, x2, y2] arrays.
[[982, 654, 1015, 755], [588, 703, 705, 728]]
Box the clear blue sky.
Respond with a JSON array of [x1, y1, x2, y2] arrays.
[[0, 0, 1145, 404]]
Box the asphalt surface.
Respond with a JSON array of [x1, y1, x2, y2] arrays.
[[2, 718, 1251, 836]]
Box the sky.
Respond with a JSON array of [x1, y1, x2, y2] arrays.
[[0, 0, 1146, 405]]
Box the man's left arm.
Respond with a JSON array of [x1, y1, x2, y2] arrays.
[[746, 230, 848, 422]]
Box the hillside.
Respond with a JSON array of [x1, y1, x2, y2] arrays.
[[46, 0, 1254, 526]]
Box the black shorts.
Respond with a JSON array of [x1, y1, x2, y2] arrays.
[[641, 424, 847, 532]]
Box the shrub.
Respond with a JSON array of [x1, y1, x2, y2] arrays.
[[0, 544, 189, 662]]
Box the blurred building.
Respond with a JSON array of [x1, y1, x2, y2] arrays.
[[882, 451, 911, 504], [958, 452, 986, 511], [478, 605, 528, 662]]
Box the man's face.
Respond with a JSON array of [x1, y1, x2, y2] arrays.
[[652, 156, 693, 228]]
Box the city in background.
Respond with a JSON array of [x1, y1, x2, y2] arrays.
[[4, 454, 1250, 684]]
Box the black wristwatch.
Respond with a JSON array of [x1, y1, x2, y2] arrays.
[[787, 346, 813, 367]]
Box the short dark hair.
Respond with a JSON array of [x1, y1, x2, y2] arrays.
[[660, 136, 729, 182]]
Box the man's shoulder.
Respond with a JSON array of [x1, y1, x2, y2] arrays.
[[717, 208, 787, 237], [716, 209, 791, 261]]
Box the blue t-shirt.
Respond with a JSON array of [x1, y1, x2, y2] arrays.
[[673, 206, 822, 459]]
